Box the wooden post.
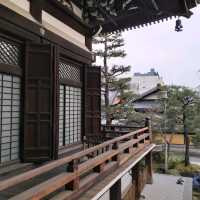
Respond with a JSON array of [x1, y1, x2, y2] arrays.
[[145, 117, 152, 141], [94, 162, 105, 173], [112, 142, 120, 163], [110, 179, 121, 200], [132, 164, 140, 200], [145, 151, 153, 184], [66, 159, 79, 190]]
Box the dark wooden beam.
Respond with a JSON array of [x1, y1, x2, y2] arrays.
[[85, 36, 92, 51], [0, 4, 92, 63], [30, 0, 43, 22], [0, 63, 22, 77], [44, 0, 91, 36], [110, 179, 121, 200]]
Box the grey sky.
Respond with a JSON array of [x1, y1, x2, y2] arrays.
[[109, 7, 200, 88]]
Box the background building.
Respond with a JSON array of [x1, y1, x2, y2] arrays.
[[132, 86, 167, 113], [131, 68, 164, 95]]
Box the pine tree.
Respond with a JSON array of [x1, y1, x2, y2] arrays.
[[165, 85, 200, 166], [93, 33, 133, 125]]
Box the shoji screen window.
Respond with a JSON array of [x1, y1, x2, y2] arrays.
[[59, 59, 82, 148], [0, 36, 22, 163]]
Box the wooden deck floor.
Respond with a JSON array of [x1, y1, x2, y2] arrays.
[[0, 144, 84, 199]]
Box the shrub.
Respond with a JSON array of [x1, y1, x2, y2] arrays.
[[192, 133, 200, 147], [168, 157, 184, 169], [175, 163, 200, 177]]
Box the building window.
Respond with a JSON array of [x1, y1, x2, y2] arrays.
[[59, 60, 82, 147], [0, 38, 21, 67], [0, 36, 22, 163], [0, 75, 21, 163]]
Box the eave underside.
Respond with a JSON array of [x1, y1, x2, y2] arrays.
[[71, 0, 198, 33]]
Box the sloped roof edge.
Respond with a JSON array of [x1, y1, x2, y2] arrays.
[[131, 86, 162, 102]]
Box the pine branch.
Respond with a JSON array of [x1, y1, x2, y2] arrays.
[[111, 65, 131, 76], [92, 38, 106, 44], [107, 43, 125, 50], [107, 50, 126, 58]]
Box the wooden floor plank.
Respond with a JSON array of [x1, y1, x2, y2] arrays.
[[9, 172, 75, 200]]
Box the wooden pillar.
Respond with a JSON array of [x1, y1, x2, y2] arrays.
[[145, 151, 153, 184], [110, 179, 121, 200], [85, 36, 92, 51], [132, 164, 140, 200]]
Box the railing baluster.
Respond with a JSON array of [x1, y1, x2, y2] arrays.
[[93, 162, 105, 173], [112, 141, 120, 163], [66, 159, 79, 191]]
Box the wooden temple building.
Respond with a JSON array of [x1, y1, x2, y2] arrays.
[[0, 0, 198, 200]]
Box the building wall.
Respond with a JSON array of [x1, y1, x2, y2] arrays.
[[0, 0, 95, 163], [133, 101, 162, 111], [121, 172, 132, 195], [0, 0, 87, 51], [98, 190, 110, 200], [97, 172, 133, 200], [96, 168, 149, 200], [131, 70, 164, 95]]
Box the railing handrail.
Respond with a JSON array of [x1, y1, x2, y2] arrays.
[[101, 124, 144, 129], [0, 127, 150, 194]]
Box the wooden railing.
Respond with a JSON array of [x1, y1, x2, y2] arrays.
[[84, 118, 150, 147], [83, 125, 143, 147], [0, 127, 152, 200]]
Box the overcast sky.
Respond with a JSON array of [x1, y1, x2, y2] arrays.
[[108, 7, 200, 89]]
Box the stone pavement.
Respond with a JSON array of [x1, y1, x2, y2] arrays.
[[140, 173, 192, 200]]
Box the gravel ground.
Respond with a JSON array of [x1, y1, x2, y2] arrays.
[[140, 173, 193, 200]]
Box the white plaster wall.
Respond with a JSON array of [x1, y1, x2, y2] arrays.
[[98, 190, 110, 200], [121, 171, 132, 194], [131, 75, 164, 94], [0, 0, 37, 23], [9, 0, 29, 11], [42, 11, 86, 50], [133, 101, 161, 110]]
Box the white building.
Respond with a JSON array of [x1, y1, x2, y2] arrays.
[[131, 68, 164, 94]]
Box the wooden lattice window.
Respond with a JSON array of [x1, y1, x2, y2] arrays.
[[0, 36, 22, 163], [59, 61, 81, 83], [58, 60, 82, 147], [0, 38, 21, 67]]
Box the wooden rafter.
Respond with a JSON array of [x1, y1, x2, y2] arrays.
[[28, 0, 198, 35]]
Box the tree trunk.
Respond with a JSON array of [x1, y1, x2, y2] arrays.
[[164, 143, 168, 172], [183, 107, 190, 166], [185, 135, 190, 166], [103, 36, 111, 125]]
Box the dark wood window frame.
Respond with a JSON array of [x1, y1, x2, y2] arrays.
[[58, 56, 83, 149], [0, 34, 23, 77], [0, 34, 23, 164]]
